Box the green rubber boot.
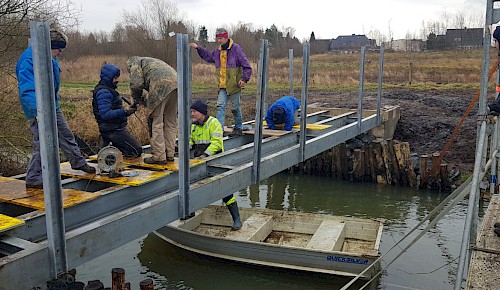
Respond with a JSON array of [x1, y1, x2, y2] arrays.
[[227, 202, 242, 231]]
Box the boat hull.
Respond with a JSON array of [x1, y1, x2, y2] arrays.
[[154, 206, 382, 279]]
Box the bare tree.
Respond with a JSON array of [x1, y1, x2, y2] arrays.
[[452, 10, 466, 29], [122, 0, 186, 65], [0, 0, 79, 71], [367, 28, 387, 46]]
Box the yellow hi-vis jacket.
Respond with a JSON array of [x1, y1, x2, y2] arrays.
[[190, 116, 224, 156]]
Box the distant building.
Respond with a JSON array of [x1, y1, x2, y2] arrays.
[[445, 28, 483, 49], [328, 34, 378, 52], [427, 28, 483, 50], [385, 39, 425, 52], [310, 39, 332, 54]]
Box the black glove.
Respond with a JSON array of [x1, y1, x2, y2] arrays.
[[125, 107, 137, 116]]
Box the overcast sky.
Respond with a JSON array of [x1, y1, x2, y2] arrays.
[[74, 0, 487, 41]]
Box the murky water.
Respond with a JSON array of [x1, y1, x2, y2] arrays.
[[77, 173, 482, 290]]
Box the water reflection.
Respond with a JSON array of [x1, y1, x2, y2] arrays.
[[78, 172, 480, 290]]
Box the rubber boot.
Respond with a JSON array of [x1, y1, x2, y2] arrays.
[[227, 202, 242, 231]]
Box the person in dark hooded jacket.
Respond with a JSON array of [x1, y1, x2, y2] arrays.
[[92, 64, 142, 157]]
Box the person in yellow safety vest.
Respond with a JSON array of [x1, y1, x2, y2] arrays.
[[190, 100, 242, 230]]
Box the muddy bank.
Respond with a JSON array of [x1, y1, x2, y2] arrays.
[[225, 88, 480, 175]]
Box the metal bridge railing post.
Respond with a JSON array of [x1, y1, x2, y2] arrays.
[[357, 46, 366, 134], [30, 21, 68, 278], [299, 43, 310, 162], [289, 49, 294, 97], [376, 46, 385, 125], [252, 39, 269, 184], [177, 34, 192, 219]]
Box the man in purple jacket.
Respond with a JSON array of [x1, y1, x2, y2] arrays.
[[189, 28, 252, 136]]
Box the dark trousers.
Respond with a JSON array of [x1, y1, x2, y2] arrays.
[[26, 110, 87, 185], [101, 128, 143, 157]]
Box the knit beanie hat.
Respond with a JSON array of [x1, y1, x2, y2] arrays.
[[272, 107, 286, 124], [216, 28, 229, 39], [50, 29, 68, 50], [191, 100, 208, 115]]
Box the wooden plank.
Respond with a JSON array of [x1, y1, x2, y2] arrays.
[[224, 126, 290, 137], [0, 176, 35, 201], [0, 176, 100, 210], [60, 162, 169, 186], [260, 121, 331, 130], [226, 213, 273, 242], [9, 188, 100, 210], [0, 214, 25, 233], [306, 220, 345, 251], [89, 154, 205, 171]]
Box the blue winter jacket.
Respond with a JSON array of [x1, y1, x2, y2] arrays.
[[16, 46, 61, 119], [265, 96, 300, 131], [92, 64, 127, 132]]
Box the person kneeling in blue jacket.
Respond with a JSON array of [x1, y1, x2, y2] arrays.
[[93, 64, 142, 157], [265, 96, 300, 131]]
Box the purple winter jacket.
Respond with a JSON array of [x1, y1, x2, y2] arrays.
[[196, 39, 252, 95]]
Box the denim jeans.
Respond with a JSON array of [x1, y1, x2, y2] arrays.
[[216, 89, 242, 130], [26, 109, 87, 185]]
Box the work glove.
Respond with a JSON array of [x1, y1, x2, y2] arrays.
[[125, 107, 137, 116]]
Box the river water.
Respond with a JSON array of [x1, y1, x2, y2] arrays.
[[76, 173, 482, 290]]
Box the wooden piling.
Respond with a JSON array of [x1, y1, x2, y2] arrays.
[[419, 154, 428, 188], [111, 268, 126, 290], [372, 140, 387, 184], [440, 163, 450, 191], [353, 149, 363, 181], [85, 280, 104, 290], [140, 279, 154, 290]]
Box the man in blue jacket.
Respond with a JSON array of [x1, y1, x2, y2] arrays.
[[16, 29, 96, 189], [265, 96, 301, 131], [92, 64, 142, 157]]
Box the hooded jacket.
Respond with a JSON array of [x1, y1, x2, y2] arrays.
[[92, 64, 127, 132], [127, 56, 178, 110], [195, 39, 252, 96], [16, 46, 61, 119], [265, 96, 300, 131]]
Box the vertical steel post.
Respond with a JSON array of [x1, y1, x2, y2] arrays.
[[252, 40, 269, 184], [376, 46, 385, 125], [357, 46, 366, 134], [454, 1, 493, 288], [30, 22, 68, 278], [177, 34, 191, 218], [289, 49, 294, 96], [299, 43, 310, 162]]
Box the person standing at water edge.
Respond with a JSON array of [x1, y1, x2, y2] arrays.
[[92, 63, 143, 157], [16, 28, 96, 189], [189, 100, 242, 230], [127, 56, 178, 164], [189, 28, 252, 137]]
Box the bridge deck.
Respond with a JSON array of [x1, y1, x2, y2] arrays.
[[0, 106, 399, 289]]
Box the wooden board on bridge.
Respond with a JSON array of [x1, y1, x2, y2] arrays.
[[0, 176, 100, 210], [90, 154, 205, 171], [60, 162, 170, 186], [0, 214, 25, 233]]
